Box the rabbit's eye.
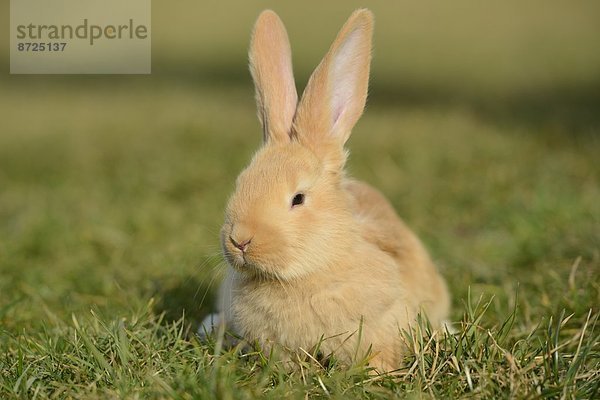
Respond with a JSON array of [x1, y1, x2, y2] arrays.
[[291, 193, 305, 207]]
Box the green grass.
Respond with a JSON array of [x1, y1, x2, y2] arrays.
[[1, 1, 599, 398]]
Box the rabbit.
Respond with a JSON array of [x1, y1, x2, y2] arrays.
[[206, 8, 451, 372]]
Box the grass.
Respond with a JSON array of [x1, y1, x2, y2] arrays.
[[1, 1, 599, 398]]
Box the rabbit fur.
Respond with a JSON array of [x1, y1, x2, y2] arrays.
[[208, 9, 451, 372]]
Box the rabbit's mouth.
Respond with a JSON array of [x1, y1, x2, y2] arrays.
[[221, 225, 243, 266], [220, 224, 287, 279], [223, 242, 278, 280], [223, 240, 262, 273], [222, 244, 246, 268]]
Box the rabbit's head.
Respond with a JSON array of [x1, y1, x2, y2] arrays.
[[222, 10, 373, 281]]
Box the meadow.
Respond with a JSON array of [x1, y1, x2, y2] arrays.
[[0, 1, 599, 398]]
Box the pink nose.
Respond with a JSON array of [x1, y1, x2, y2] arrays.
[[230, 236, 251, 252]]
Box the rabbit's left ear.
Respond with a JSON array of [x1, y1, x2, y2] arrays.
[[293, 9, 373, 162], [249, 10, 298, 144]]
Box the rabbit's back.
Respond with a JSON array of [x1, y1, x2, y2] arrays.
[[344, 179, 451, 325]]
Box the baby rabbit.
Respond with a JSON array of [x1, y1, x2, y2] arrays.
[[211, 9, 450, 372]]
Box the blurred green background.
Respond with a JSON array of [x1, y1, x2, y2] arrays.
[[1, 0, 599, 330]]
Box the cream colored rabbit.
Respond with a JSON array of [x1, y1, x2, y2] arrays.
[[208, 9, 450, 372]]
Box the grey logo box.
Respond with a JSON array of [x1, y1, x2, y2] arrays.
[[10, 0, 151, 74]]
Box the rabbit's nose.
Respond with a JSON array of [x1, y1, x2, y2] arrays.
[[230, 236, 252, 253]]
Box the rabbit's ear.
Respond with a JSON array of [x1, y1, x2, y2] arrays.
[[249, 10, 298, 144], [293, 9, 373, 164]]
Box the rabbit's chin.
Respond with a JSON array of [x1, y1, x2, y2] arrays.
[[222, 248, 247, 269], [229, 262, 281, 281], [223, 248, 310, 282], [223, 248, 271, 279]]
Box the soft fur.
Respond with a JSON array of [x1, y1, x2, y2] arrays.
[[215, 9, 450, 372]]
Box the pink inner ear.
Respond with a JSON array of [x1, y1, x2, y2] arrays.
[[329, 28, 362, 131], [331, 97, 346, 127]]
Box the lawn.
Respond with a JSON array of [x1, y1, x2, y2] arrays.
[[1, 1, 599, 398]]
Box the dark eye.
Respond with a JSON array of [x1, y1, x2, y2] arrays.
[[291, 192, 305, 207]]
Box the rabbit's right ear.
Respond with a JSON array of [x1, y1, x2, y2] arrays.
[[249, 10, 298, 144], [292, 10, 373, 170]]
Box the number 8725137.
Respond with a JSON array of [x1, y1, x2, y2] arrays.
[[17, 42, 67, 52]]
